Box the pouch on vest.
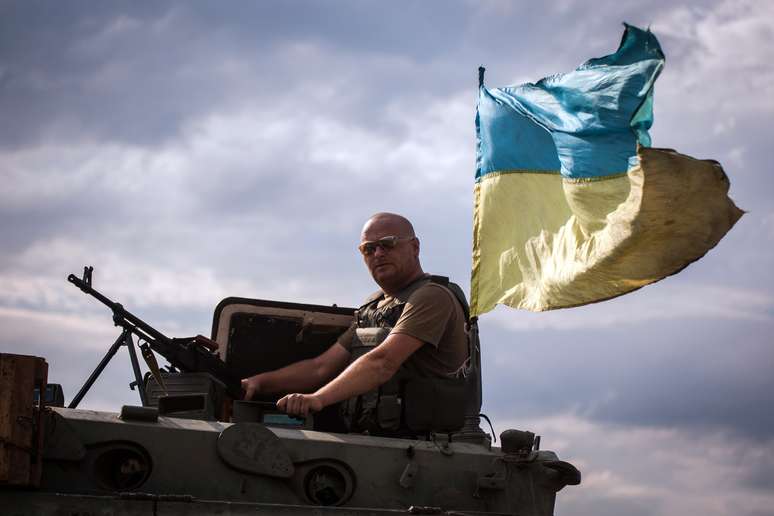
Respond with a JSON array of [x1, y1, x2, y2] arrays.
[[403, 377, 467, 433], [343, 327, 391, 430], [352, 327, 390, 352], [376, 394, 401, 432]]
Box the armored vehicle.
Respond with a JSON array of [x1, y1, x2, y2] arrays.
[[1, 267, 580, 515]]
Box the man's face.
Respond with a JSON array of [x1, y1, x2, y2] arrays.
[[360, 218, 420, 293]]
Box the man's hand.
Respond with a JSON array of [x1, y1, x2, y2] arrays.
[[241, 375, 262, 400], [277, 392, 323, 417]]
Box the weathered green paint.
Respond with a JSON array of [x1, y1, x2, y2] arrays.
[[0, 406, 578, 515]]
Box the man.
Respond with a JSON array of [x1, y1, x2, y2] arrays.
[[241, 212, 470, 434]]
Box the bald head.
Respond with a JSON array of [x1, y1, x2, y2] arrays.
[[359, 213, 423, 295], [361, 212, 415, 240]]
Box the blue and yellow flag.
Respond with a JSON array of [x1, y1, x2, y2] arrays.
[[471, 24, 743, 315]]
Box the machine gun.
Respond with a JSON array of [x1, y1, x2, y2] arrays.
[[67, 266, 243, 408]]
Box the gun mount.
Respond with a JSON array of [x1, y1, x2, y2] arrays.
[[66, 266, 243, 404]]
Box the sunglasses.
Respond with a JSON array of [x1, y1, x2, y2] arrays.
[[358, 235, 415, 256]]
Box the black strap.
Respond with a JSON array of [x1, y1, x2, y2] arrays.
[[427, 275, 471, 323]]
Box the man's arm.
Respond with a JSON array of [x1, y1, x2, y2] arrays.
[[277, 332, 423, 416], [241, 342, 350, 400]]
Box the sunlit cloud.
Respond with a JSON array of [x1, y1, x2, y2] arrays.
[[484, 281, 772, 331]]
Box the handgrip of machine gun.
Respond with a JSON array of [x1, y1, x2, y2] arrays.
[[194, 334, 219, 351]]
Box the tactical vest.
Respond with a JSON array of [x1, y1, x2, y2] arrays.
[[341, 274, 476, 437]]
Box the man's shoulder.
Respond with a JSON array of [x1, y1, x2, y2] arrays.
[[407, 281, 458, 309]]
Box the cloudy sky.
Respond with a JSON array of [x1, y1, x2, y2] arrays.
[[1, 1, 772, 514]]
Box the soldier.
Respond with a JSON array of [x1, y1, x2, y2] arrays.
[[241, 212, 471, 435]]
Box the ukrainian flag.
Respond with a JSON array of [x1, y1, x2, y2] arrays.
[[470, 24, 743, 315]]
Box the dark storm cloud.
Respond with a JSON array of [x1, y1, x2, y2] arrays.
[[481, 314, 774, 440], [0, 1, 471, 147], [0, 2, 180, 146], [1, 0, 723, 149]]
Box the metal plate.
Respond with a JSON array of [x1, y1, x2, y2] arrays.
[[217, 423, 294, 478]]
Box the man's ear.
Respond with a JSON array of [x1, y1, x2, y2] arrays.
[[412, 237, 420, 257]]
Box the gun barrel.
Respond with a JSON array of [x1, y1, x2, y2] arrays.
[[68, 274, 170, 342], [68, 273, 114, 308]]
